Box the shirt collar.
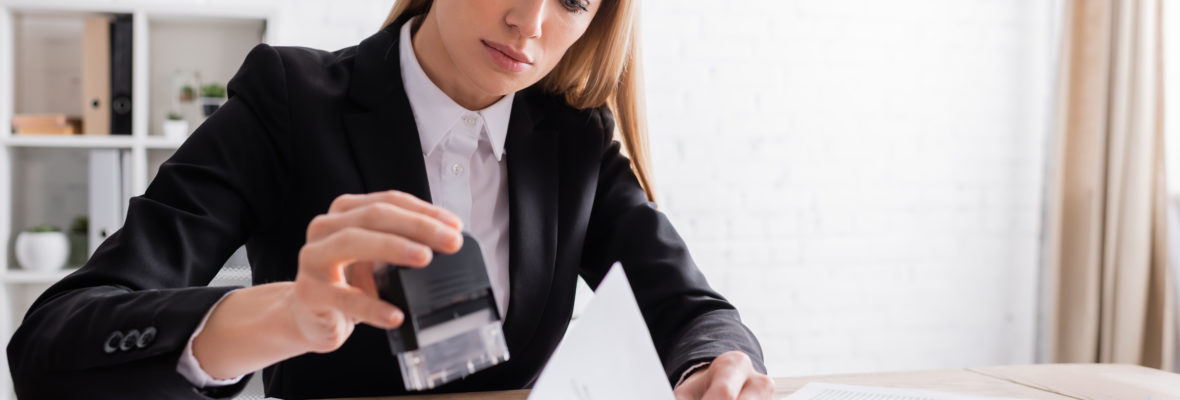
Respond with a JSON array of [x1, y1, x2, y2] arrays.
[[399, 19, 513, 161]]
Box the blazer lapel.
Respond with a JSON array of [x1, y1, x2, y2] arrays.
[[341, 17, 431, 202], [342, 111, 431, 202], [503, 91, 558, 354]]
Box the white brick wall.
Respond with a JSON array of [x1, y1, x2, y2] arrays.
[[263, 0, 1061, 378], [642, 0, 1059, 376], [266, 0, 395, 50]]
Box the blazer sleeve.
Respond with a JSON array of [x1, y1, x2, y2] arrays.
[[578, 107, 767, 386], [6, 43, 294, 399]]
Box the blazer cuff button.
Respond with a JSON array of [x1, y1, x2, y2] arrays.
[[103, 331, 123, 354], [137, 327, 157, 348], [120, 329, 140, 351]]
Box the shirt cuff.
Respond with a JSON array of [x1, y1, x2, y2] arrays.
[[176, 290, 246, 388], [676, 361, 712, 388]]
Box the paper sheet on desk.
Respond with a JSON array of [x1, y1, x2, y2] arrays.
[[528, 263, 674, 400], [785, 383, 1029, 400]]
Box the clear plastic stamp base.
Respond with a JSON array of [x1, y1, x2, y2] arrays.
[[396, 320, 510, 391]]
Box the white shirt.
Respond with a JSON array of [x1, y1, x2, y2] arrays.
[[176, 19, 514, 387]]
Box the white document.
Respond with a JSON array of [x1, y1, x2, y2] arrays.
[[528, 263, 675, 400], [785, 383, 1030, 400]]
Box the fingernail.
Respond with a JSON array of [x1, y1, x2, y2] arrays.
[[390, 309, 404, 324], [436, 225, 460, 249], [406, 242, 430, 264]]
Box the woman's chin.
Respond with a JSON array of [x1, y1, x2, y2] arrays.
[[471, 73, 534, 98]]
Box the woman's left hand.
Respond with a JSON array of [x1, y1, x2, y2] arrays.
[[673, 351, 776, 400]]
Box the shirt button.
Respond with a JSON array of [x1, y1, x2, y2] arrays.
[[451, 163, 465, 176], [462, 114, 478, 127]]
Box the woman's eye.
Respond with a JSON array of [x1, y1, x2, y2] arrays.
[[560, 0, 590, 13]]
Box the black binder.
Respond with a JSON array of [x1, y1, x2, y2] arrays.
[[110, 14, 133, 135]]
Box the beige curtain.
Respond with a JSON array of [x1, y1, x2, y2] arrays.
[[1044, 0, 1175, 370]]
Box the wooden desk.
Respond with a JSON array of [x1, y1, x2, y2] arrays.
[[342, 364, 1180, 400], [774, 364, 1180, 399]]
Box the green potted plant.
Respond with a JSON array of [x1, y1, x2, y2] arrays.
[[15, 225, 69, 272], [68, 216, 88, 267], [164, 111, 189, 139], [200, 83, 227, 117], [180, 84, 196, 102]]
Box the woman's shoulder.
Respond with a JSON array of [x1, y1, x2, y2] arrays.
[[264, 44, 359, 78], [227, 43, 358, 102]]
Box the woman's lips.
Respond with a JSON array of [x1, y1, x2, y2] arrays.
[[482, 40, 533, 73]]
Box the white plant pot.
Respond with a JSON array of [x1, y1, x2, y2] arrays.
[[163, 119, 190, 139], [15, 231, 69, 272]]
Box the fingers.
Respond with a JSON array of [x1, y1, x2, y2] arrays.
[[737, 375, 776, 400], [291, 191, 463, 355], [307, 201, 462, 254], [701, 362, 745, 400], [344, 261, 379, 297], [300, 228, 433, 283], [329, 191, 462, 230], [331, 284, 403, 330], [290, 282, 402, 353], [698, 352, 773, 400]]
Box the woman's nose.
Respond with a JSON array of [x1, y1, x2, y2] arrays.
[[506, 0, 544, 39]]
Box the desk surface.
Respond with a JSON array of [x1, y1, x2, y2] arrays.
[[340, 363, 1180, 400]]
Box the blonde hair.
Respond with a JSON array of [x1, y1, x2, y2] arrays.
[[381, 0, 654, 202]]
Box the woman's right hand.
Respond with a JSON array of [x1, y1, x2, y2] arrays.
[[291, 190, 463, 353], [192, 190, 462, 380]]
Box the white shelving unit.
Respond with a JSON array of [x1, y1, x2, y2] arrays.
[[0, 1, 274, 398], [3, 134, 138, 148]]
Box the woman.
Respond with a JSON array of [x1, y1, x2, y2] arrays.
[[8, 0, 772, 399]]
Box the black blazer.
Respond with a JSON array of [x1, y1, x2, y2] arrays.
[[7, 15, 765, 399]]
